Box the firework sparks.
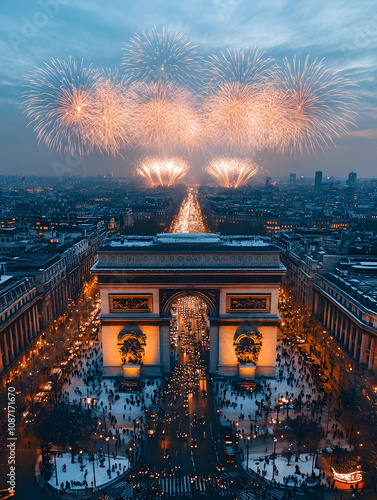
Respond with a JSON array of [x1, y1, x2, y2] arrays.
[[272, 56, 358, 155], [207, 47, 273, 85], [204, 82, 262, 153], [136, 157, 190, 186], [133, 81, 203, 151], [23, 34, 358, 164], [89, 71, 136, 156], [205, 157, 259, 188], [122, 26, 202, 87], [23, 57, 100, 156]]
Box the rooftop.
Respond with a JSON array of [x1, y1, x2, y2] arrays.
[[0, 274, 14, 288], [102, 233, 274, 251], [94, 233, 285, 272], [320, 260, 377, 312], [7, 253, 61, 271], [0, 276, 35, 313]]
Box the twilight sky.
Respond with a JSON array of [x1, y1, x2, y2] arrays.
[[1, 0, 376, 180]]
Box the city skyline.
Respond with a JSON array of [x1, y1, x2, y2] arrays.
[[1, 177, 377, 498], [1, 0, 377, 178]]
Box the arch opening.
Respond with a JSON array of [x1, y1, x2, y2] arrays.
[[169, 295, 210, 382], [161, 290, 218, 318]]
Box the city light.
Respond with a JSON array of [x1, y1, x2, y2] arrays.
[[169, 187, 208, 233], [331, 467, 363, 484]]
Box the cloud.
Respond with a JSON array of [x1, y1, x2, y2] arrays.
[[348, 128, 377, 139]]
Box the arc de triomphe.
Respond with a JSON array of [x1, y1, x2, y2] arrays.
[[92, 233, 286, 379]]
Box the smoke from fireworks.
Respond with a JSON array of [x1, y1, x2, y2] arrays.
[[136, 157, 190, 186], [122, 26, 202, 88], [23, 57, 100, 156], [205, 157, 259, 188]]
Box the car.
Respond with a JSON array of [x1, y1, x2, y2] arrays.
[[191, 438, 198, 448], [147, 422, 157, 437], [295, 336, 306, 344], [224, 445, 235, 463], [147, 405, 159, 421]]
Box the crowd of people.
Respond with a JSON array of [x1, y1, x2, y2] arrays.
[[214, 338, 353, 492]]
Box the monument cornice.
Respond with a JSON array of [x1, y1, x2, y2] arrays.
[[94, 251, 284, 270], [96, 274, 284, 285]]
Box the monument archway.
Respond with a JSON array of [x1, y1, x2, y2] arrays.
[[169, 294, 210, 369], [161, 290, 218, 318], [92, 233, 286, 379]]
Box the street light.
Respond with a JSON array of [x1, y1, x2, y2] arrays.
[[246, 435, 250, 470], [113, 435, 117, 458], [89, 451, 96, 488], [272, 438, 277, 481], [105, 437, 111, 478], [102, 408, 107, 432]]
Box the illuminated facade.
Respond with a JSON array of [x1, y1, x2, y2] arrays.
[[331, 466, 362, 484], [93, 233, 286, 378]]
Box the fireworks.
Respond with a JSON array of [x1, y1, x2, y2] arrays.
[[88, 71, 136, 156], [204, 56, 357, 155], [122, 26, 202, 87], [22, 30, 358, 179], [207, 47, 272, 85], [205, 157, 259, 188], [133, 81, 203, 151], [204, 47, 274, 153], [169, 188, 208, 233], [23, 57, 100, 156], [204, 82, 261, 153], [136, 157, 190, 186], [272, 56, 358, 155]]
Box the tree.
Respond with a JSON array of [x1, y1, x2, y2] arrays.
[[282, 447, 293, 466], [34, 402, 97, 463], [282, 416, 322, 460]]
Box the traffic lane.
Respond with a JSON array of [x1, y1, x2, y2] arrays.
[[161, 394, 194, 475], [190, 382, 227, 473], [140, 392, 194, 474], [135, 375, 230, 477]]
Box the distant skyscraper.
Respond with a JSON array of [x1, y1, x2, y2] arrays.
[[347, 172, 357, 186], [315, 171, 323, 190], [289, 173, 296, 185], [265, 177, 272, 188]]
